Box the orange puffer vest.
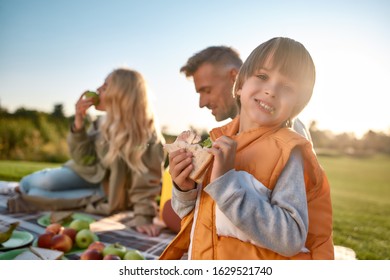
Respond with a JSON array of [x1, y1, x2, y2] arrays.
[[160, 118, 334, 260]]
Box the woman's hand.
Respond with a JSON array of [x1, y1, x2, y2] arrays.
[[135, 223, 164, 237], [168, 149, 196, 191], [208, 136, 237, 182], [73, 91, 94, 131]]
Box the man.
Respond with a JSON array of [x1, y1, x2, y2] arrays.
[[180, 46, 241, 122], [180, 46, 312, 140]]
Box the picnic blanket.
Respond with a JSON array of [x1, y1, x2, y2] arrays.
[[0, 183, 176, 260], [0, 182, 356, 260]]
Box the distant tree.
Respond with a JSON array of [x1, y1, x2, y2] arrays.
[[52, 103, 65, 119], [0, 106, 70, 162], [361, 130, 390, 154], [0, 107, 8, 115], [332, 132, 357, 153], [309, 120, 333, 148]]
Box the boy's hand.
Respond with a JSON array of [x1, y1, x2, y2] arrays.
[[168, 149, 196, 191], [209, 136, 237, 182]]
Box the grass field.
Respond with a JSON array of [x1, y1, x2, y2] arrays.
[[0, 160, 61, 181], [318, 154, 390, 260], [0, 155, 389, 260]]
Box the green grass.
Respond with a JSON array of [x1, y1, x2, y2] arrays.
[[318, 154, 390, 260], [1, 156, 389, 259], [0, 160, 61, 181]]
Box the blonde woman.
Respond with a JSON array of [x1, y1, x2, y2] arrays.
[[8, 68, 165, 236]]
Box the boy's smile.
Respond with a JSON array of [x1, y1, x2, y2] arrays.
[[255, 98, 275, 115]]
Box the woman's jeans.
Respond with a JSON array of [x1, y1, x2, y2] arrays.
[[19, 166, 103, 199]]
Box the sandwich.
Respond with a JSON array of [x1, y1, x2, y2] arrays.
[[13, 250, 42, 260], [50, 211, 74, 224], [164, 130, 213, 184], [29, 246, 64, 260], [14, 246, 64, 260]]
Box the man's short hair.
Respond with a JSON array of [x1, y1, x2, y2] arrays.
[[180, 46, 242, 77]]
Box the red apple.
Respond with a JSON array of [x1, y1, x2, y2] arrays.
[[103, 254, 121, 260], [87, 241, 105, 253], [37, 232, 54, 249], [46, 223, 63, 234], [51, 233, 73, 253], [80, 249, 103, 260], [60, 227, 77, 243]]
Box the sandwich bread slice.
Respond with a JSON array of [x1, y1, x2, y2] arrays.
[[13, 250, 42, 260], [29, 246, 64, 260], [14, 247, 64, 260], [164, 130, 213, 184], [50, 211, 73, 224]]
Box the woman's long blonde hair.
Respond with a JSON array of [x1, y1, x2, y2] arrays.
[[100, 68, 156, 174]]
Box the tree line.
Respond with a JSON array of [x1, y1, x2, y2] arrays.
[[0, 105, 72, 162], [309, 121, 390, 156], [1, 105, 389, 163]]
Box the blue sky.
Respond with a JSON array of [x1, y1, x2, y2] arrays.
[[1, 0, 389, 136]]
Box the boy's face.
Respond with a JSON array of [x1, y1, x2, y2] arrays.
[[236, 62, 301, 133]]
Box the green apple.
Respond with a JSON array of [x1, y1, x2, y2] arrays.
[[102, 243, 127, 259], [84, 91, 100, 106], [75, 229, 98, 249], [103, 254, 121, 260], [123, 249, 145, 260], [69, 219, 90, 232]]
